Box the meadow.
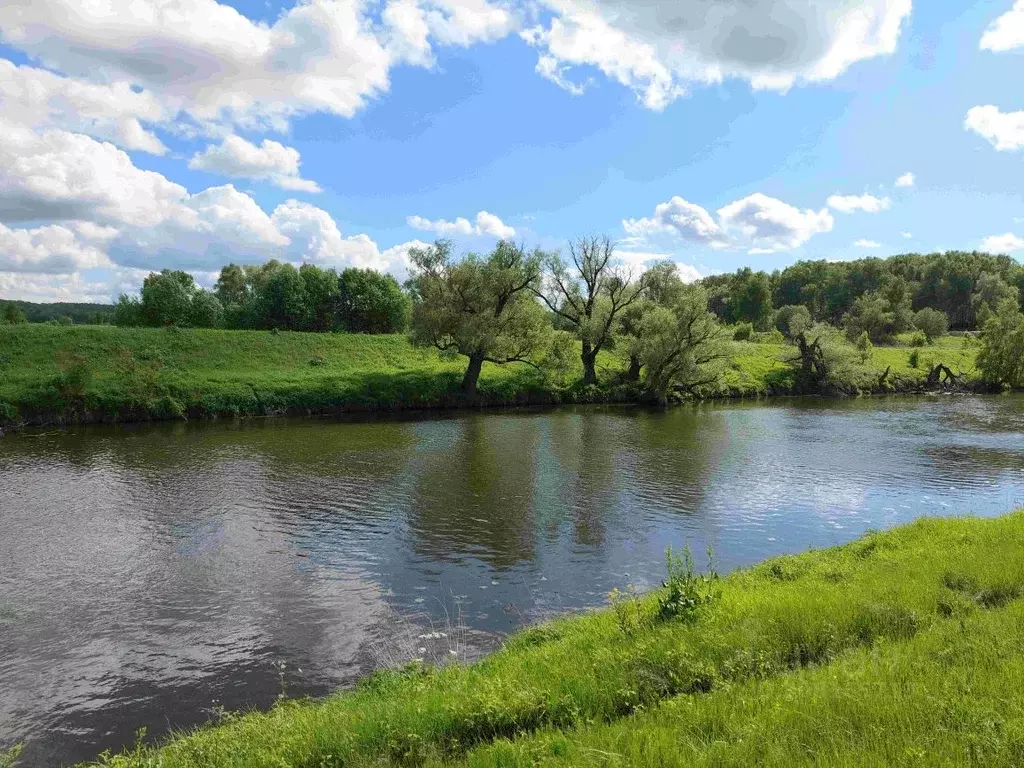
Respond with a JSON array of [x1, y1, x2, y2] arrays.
[[48, 510, 1024, 767], [0, 324, 982, 428]]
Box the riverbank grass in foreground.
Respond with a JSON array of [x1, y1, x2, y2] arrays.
[[76, 510, 1024, 767]]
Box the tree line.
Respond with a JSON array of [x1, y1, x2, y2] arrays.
[[113, 260, 411, 334], [703, 251, 1024, 335]]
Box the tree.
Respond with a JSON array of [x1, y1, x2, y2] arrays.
[[728, 268, 773, 329], [842, 291, 897, 343], [619, 261, 686, 381], [789, 324, 855, 393], [214, 263, 248, 307], [407, 239, 548, 397], [251, 262, 311, 330], [774, 304, 812, 339], [299, 264, 340, 332], [338, 268, 411, 333], [140, 270, 196, 326], [913, 307, 948, 342], [635, 285, 725, 405], [976, 298, 1024, 388], [189, 290, 225, 328], [3, 302, 27, 325], [536, 236, 643, 385], [113, 295, 143, 327], [970, 272, 1019, 328]]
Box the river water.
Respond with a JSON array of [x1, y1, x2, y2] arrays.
[[2, 395, 1023, 765]]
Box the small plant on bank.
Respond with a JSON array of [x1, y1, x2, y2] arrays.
[[657, 545, 720, 624], [908, 330, 927, 348], [608, 584, 647, 636], [855, 330, 873, 364], [909, 349, 920, 369], [0, 744, 22, 768]]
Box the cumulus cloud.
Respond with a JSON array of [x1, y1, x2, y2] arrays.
[[854, 238, 881, 248], [982, 233, 1024, 253], [980, 0, 1024, 52], [965, 105, 1024, 151], [522, 0, 911, 109], [895, 172, 915, 187], [827, 194, 892, 213], [407, 210, 515, 239], [189, 136, 321, 193], [0, 121, 422, 299], [0, 222, 110, 274], [0, 59, 168, 154], [625, 192, 833, 254]]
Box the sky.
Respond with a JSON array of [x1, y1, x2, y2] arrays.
[[1, 0, 1023, 303]]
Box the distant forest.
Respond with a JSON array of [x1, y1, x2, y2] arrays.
[[0, 299, 114, 325]]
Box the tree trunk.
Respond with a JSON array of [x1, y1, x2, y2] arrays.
[[625, 354, 642, 382], [581, 341, 598, 385], [462, 352, 484, 398]]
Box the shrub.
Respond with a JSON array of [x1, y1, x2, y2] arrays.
[[855, 330, 873, 363], [732, 322, 753, 341], [908, 349, 920, 369], [913, 307, 948, 342], [908, 330, 927, 348]]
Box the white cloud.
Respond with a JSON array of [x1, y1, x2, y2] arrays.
[[189, 136, 321, 193], [895, 172, 915, 187], [965, 105, 1024, 151], [622, 196, 725, 244], [0, 222, 110, 274], [407, 210, 515, 239], [854, 239, 881, 248], [0, 121, 421, 298], [0, 59, 168, 154], [625, 192, 833, 254], [980, 0, 1024, 52], [717, 193, 834, 253], [982, 233, 1024, 253], [522, 0, 911, 109], [901, 231, 913, 239], [827, 194, 892, 214], [0, 0, 515, 136]]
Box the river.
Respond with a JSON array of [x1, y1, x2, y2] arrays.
[[2, 395, 1023, 765]]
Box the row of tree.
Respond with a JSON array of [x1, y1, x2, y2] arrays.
[[704, 251, 1024, 332], [114, 261, 410, 333], [406, 237, 724, 400]]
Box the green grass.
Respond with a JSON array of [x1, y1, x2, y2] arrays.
[[74, 510, 1024, 767], [0, 325, 983, 427]]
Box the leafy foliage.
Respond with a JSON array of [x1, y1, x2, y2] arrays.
[[976, 299, 1024, 388], [913, 307, 948, 342]]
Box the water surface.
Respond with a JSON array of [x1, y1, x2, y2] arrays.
[[2, 395, 1023, 765]]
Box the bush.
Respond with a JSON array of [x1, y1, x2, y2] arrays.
[[774, 305, 812, 338], [908, 349, 920, 369], [855, 330, 873, 363], [913, 308, 948, 342], [732, 322, 754, 341], [908, 330, 927, 348]]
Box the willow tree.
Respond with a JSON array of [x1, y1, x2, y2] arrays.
[[407, 239, 548, 397], [536, 236, 643, 385], [620, 261, 687, 382], [635, 284, 726, 405]]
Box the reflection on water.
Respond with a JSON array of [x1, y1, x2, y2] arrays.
[[2, 395, 1023, 766]]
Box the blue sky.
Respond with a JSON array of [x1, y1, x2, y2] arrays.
[[1, 0, 1023, 301]]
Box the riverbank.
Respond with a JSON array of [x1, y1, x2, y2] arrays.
[[0, 325, 981, 430], [51, 510, 1024, 767]]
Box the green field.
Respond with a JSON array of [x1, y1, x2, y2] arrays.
[[58, 510, 1024, 767], [0, 324, 981, 427]]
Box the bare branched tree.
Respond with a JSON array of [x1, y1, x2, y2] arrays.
[[535, 236, 643, 385]]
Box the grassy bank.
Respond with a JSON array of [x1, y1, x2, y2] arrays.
[[67, 510, 1024, 767], [0, 324, 980, 428]]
